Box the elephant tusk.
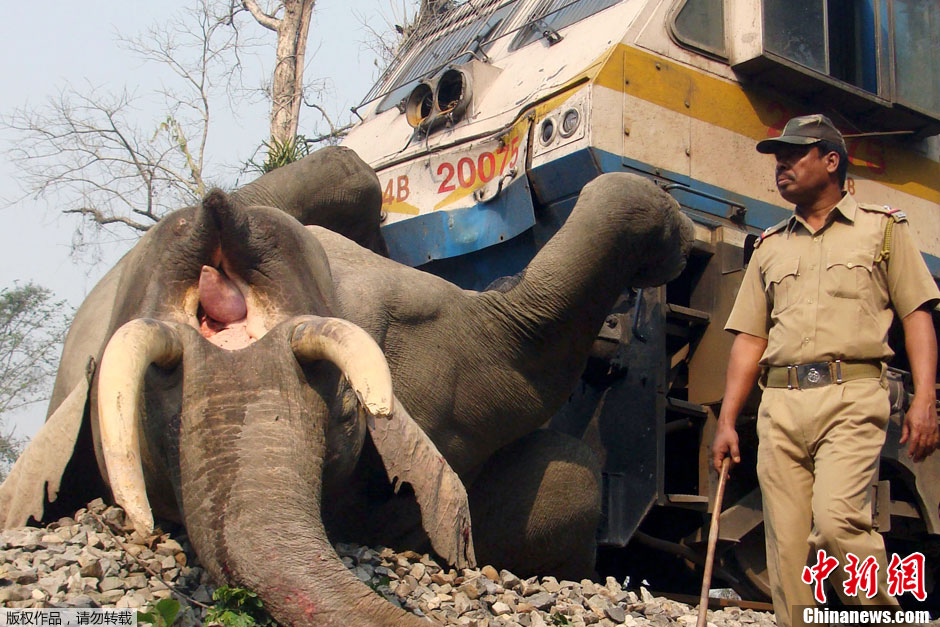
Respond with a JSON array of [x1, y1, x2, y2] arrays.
[[98, 319, 184, 535], [290, 316, 394, 419]]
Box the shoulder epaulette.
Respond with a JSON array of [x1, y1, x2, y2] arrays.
[[861, 204, 907, 263], [753, 218, 789, 249], [859, 203, 908, 222]]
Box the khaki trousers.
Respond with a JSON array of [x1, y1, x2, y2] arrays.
[[757, 378, 899, 627]]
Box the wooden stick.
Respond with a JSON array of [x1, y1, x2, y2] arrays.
[[696, 457, 731, 627]]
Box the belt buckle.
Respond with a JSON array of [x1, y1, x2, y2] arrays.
[[787, 365, 797, 390], [797, 363, 831, 388], [805, 367, 822, 385]]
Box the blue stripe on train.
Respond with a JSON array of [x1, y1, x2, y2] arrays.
[[381, 146, 940, 282]]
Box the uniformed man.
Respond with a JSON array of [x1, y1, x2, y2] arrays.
[[711, 114, 940, 626]]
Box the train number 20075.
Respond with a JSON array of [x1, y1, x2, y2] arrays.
[[436, 137, 520, 194]]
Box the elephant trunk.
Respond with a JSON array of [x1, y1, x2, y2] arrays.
[[97, 317, 427, 626], [470, 173, 694, 440], [505, 173, 693, 335], [178, 380, 423, 626]]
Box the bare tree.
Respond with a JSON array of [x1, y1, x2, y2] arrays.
[[355, 0, 454, 86], [0, 283, 71, 480], [237, 0, 316, 146], [403, 0, 456, 42], [4, 0, 250, 244], [355, 0, 418, 75]]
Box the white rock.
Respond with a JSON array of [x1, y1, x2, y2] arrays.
[[156, 539, 183, 555], [530, 613, 548, 627], [453, 591, 473, 615], [490, 601, 512, 616]]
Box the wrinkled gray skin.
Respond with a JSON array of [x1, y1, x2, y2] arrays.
[[0, 146, 693, 626], [229, 146, 389, 257]]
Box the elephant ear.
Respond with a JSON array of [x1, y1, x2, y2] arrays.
[[368, 396, 475, 569], [0, 360, 92, 529]]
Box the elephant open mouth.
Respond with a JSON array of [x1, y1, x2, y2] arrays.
[[196, 263, 260, 350]]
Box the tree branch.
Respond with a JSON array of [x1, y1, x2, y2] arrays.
[[241, 0, 280, 31], [63, 207, 153, 231]]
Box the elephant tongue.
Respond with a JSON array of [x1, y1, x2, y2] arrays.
[[198, 265, 252, 349]]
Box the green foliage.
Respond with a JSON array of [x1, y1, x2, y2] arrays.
[[550, 613, 572, 626], [156, 116, 204, 197], [251, 135, 310, 174], [366, 574, 392, 593], [204, 586, 277, 627], [137, 598, 181, 627], [0, 283, 72, 480]]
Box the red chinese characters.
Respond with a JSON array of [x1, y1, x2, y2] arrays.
[[843, 553, 879, 599], [802, 549, 839, 603], [801, 550, 928, 603], [887, 552, 927, 601]]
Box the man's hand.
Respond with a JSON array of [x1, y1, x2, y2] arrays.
[[900, 307, 939, 462], [900, 394, 939, 462], [712, 422, 741, 473], [711, 332, 765, 474]]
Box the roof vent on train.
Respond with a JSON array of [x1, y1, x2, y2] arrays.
[[403, 60, 502, 133], [436, 68, 471, 119], [405, 82, 435, 128]]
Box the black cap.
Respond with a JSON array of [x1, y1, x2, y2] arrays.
[[756, 114, 846, 154]]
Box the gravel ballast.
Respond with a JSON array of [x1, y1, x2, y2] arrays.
[[0, 500, 782, 626]]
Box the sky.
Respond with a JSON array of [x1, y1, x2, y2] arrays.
[[0, 1, 398, 440]]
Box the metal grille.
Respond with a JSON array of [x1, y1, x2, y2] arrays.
[[359, 0, 625, 109], [362, 0, 517, 107], [509, 0, 622, 50]]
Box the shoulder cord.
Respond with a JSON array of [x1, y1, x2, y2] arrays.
[[874, 217, 896, 263]]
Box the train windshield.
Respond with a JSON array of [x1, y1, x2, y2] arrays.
[[670, 0, 725, 58]]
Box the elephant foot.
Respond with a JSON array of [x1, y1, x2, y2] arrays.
[[467, 429, 601, 580]]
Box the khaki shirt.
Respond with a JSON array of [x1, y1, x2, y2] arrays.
[[725, 193, 940, 366]]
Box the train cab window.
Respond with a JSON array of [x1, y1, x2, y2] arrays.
[[668, 0, 726, 58], [764, 0, 879, 94], [734, 0, 940, 131], [509, 0, 622, 51], [893, 0, 940, 116]]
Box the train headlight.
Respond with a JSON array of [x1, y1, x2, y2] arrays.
[[531, 91, 588, 159], [559, 108, 581, 137], [539, 117, 557, 146]]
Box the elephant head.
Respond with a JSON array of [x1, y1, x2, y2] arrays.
[[5, 180, 468, 624], [0, 147, 693, 626]]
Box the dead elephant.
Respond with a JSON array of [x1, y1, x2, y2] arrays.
[[0, 147, 692, 626]]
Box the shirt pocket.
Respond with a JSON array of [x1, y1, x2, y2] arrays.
[[825, 249, 874, 299], [764, 257, 800, 315]]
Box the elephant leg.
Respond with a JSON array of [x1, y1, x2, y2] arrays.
[[467, 429, 601, 580]]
